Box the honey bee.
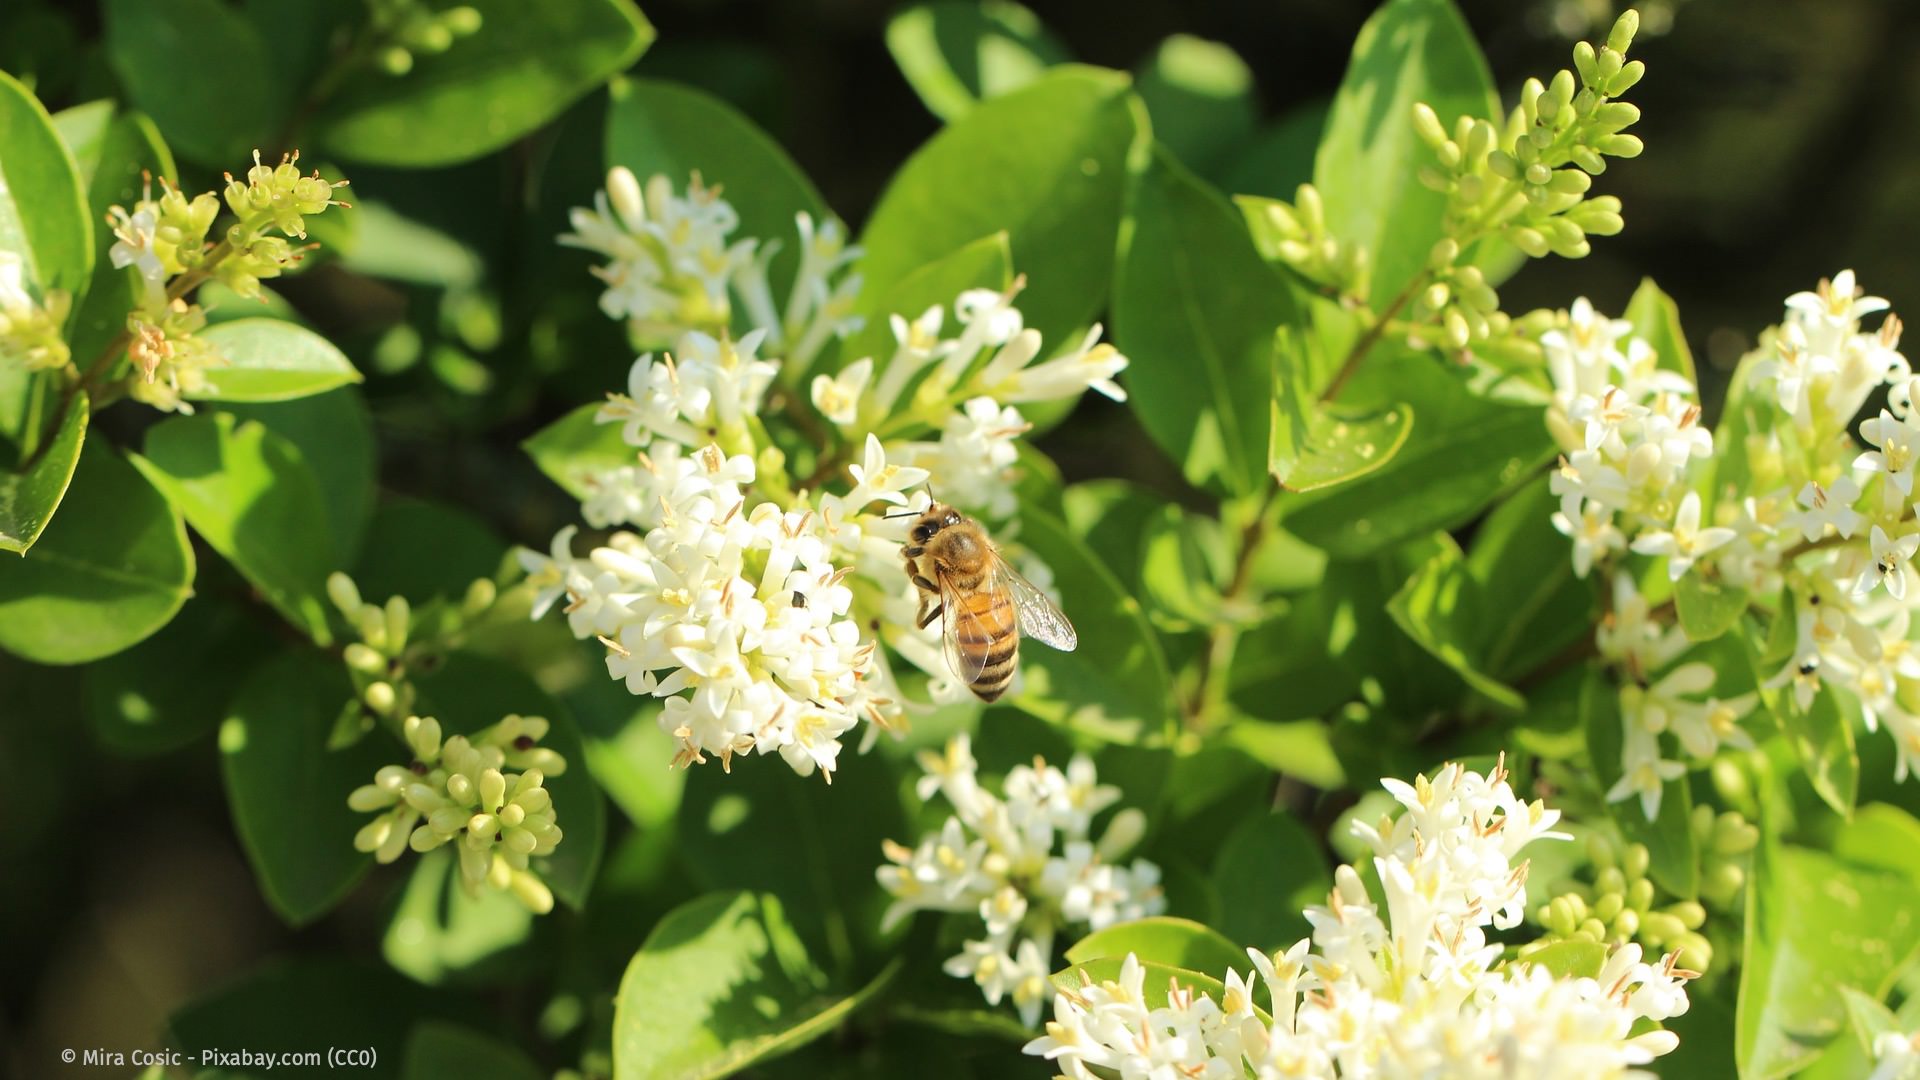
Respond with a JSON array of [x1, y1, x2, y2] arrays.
[[900, 503, 1077, 701]]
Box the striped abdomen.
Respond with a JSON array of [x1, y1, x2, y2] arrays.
[[954, 585, 1020, 701]]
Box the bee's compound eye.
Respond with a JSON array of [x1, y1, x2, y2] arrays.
[[912, 525, 932, 542]]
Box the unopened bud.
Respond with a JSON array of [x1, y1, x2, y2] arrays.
[[328, 572, 363, 617]]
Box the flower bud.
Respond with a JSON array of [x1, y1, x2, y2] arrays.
[[344, 643, 385, 674], [1623, 842, 1651, 881], [1573, 40, 1598, 86], [1429, 237, 1460, 269], [479, 768, 507, 811], [1600, 134, 1644, 158], [1670, 900, 1708, 929], [1608, 60, 1647, 96], [1507, 226, 1549, 258], [462, 577, 497, 616], [508, 869, 554, 914], [328, 572, 363, 617], [1608, 9, 1640, 55], [1444, 308, 1470, 349], [1411, 102, 1447, 148], [385, 595, 412, 653], [365, 681, 397, 714], [1487, 151, 1519, 180], [1436, 140, 1462, 170]]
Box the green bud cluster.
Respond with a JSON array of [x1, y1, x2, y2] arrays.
[[1532, 832, 1713, 973], [326, 570, 503, 747], [0, 267, 72, 372], [1407, 9, 1644, 345], [217, 151, 351, 298], [1242, 185, 1371, 302], [1691, 802, 1760, 909], [349, 713, 567, 913], [366, 0, 484, 76]]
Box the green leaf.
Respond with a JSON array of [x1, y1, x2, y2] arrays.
[[1582, 667, 1699, 898], [353, 497, 506, 605], [837, 231, 1012, 376], [677, 739, 904, 965], [1211, 811, 1330, 950], [1839, 986, 1901, 1058], [1674, 573, 1749, 642], [1115, 146, 1294, 496], [1135, 35, 1256, 177], [1312, 0, 1497, 307], [133, 412, 336, 643], [1386, 536, 1525, 710], [223, 387, 377, 567], [860, 66, 1141, 348], [384, 848, 535, 986], [1267, 316, 1415, 492], [1282, 354, 1554, 558], [1049, 955, 1229, 1009], [1750, 592, 1858, 816], [84, 592, 274, 755], [187, 318, 363, 402], [412, 652, 606, 910], [614, 891, 892, 1080], [0, 68, 94, 297], [401, 1021, 543, 1080], [1138, 503, 1229, 631], [1222, 720, 1345, 789], [1464, 475, 1598, 680], [1222, 101, 1326, 201], [1521, 939, 1608, 980], [0, 438, 193, 664], [884, 1, 1069, 121], [1010, 507, 1175, 743], [1623, 277, 1697, 385], [315, 0, 654, 167], [102, 0, 282, 166], [1061, 478, 1161, 594], [522, 402, 633, 501], [1736, 828, 1920, 1078], [1065, 916, 1246, 976], [0, 389, 85, 552], [605, 77, 826, 304], [220, 650, 388, 925]]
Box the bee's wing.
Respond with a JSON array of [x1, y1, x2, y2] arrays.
[[996, 556, 1078, 652], [936, 566, 992, 686]]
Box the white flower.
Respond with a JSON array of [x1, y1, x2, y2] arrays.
[[986, 322, 1131, 404], [880, 736, 1164, 1025], [810, 356, 872, 427], [1553, 501, 1626, 578], [1867, 1029, 1920, 1080], [1856, 409, 1920, 498], [1763, 607, 1825, 713], [1630, 492, 1736, 581], [1790, 477, 1864, 541], [1786, 268, 1889, 355], [1606, 720, 1686, 820], [106, 201, 168, 305], [897, 397, 1028, 518], [1750, 321, 1836, 429], [1024, 758, 1689, 1079], [1855, 525, 1920, 601]]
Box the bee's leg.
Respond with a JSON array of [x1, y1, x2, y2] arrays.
[[903, 544, 925, 558], [917, 601, 943, 629], [910, 573, 938, 593]]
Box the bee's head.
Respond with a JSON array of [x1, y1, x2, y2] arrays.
[[911, 503, 963, 544]]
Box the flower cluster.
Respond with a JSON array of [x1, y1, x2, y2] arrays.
[[1528, 832, 1715, 972], [349, 714, 566, 914], [0, 250, 72, 371], [1542, 272, 1920, 816], [528, 170, 1129, 777], [877, 735, 1163, 1027], [1024, 758, 1694, 1078], [327, 569, 505, 744], [105, 151, 349, 410]]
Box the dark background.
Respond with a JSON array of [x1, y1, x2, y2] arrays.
[[4, 0, 1917, 1074]]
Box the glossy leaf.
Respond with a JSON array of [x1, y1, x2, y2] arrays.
[[1211, 811, 1330, 950], [102, 0, 281, 165], [0, 390, 86, 552], [1674, 573, 1749, 643], [1624, 277, 1697, 385], [523, 402, 634, 501], [0, 438, 193, 664], [605, 77, 826, 303], [1522, 939, 1608, 980], [614, 891, 889, 1080], [1386, 536, 1525, 710], [134, 412, 336, 643], [1464, 476, 1599, 680], [0, 69, 94, 296], [1138, 503, 1229, 631], [352, 497, 507, 605], [884, 1, 1069, 121], [219, 651, 388, 926], [189, 318, 363, 402], [1135, 35, 1256, 177], [1582, 666, 1698, 898], [315, 0, 654, 167], [1222, 720, 1345, 789], [859, 66, 1140, 347], [401, 1022, 543, 1080], [1065, 916, 1246, 976], [1116, 146, 1294, 496], [384, 849, 536, 986], [223, 387, 377, 566], [1268, 320, 1414, 492], [1313, 0, 1497, 307], [1737, 826, 1920, 1078], [1010, 507, 1175, 743], [837, 231, 1012, 376], [1283, 354, 1554, 558], [84, 590, 274, 755]]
